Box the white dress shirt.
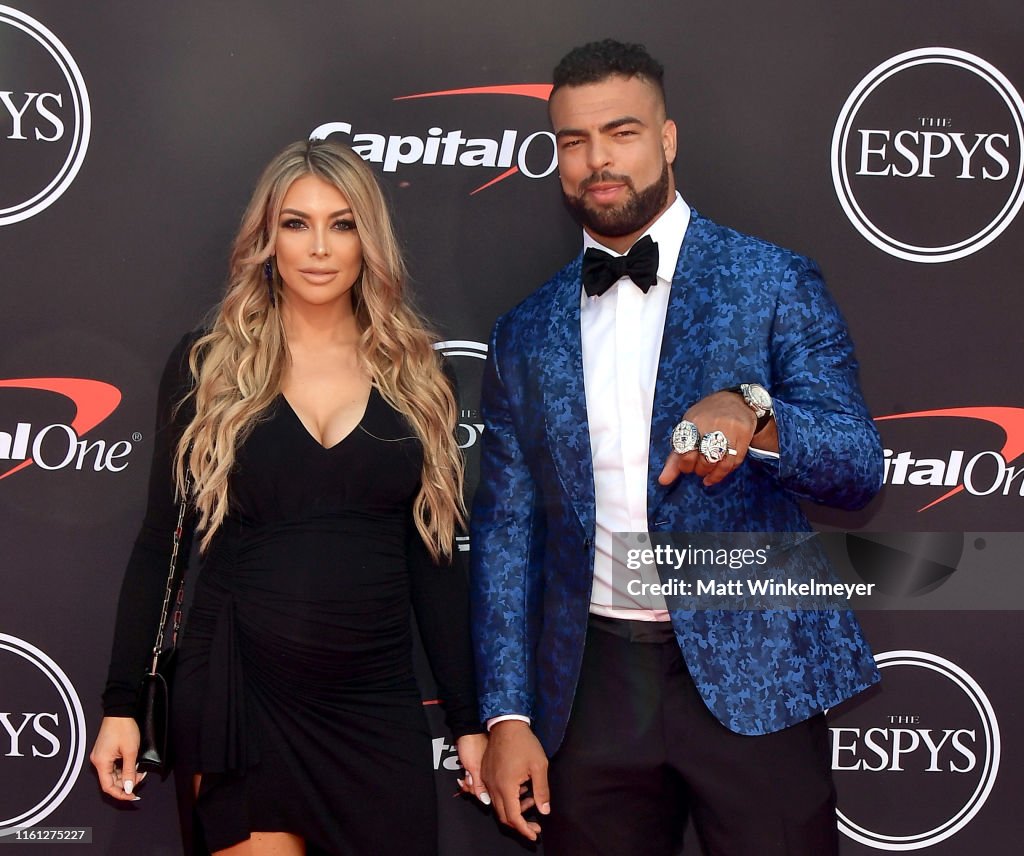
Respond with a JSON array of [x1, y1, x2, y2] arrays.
[[582, 193, 689, 621]]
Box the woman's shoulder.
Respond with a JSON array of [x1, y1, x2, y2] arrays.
[[157, 329, 206, 408], [165, 327, 211, 373], [169, 328, 206, 358]]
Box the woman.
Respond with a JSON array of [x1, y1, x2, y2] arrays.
[[91, 139, 487, 855]]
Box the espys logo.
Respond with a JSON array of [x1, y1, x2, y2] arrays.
[[829, 650, 999, 850], [0, 378, 134, 480], [312, 84, 553, 194], [0, 634, 86, 833], [832, 48, 1024, 262], [434, 340, 487, 552], [875, 407, 1024, 511], [0, 5, 90, 225]]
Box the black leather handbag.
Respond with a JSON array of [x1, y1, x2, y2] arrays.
[[135, 477, 190, 774]]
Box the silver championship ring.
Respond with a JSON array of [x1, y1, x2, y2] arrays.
[[671, 420, 701, 454], [699, 430, 736, 464]]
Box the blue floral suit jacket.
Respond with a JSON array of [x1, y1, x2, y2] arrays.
[[470, 209, 882, 754]]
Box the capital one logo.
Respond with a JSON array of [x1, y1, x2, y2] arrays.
[[0, 634, 86, 832], [0, 5, 90, 225], [312, 84, 554, 194], [829, 651, 999, 849], [875, 407, 1024, 510], [832, 48, 1024, 262], [434, 340, 487, 552], [0, 378, 133, 480], [431, 736, 463, 772]]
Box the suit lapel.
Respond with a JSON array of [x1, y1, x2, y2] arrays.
[[539, 257, 596, 535], [648, 211, 718, 517], [535, 212, 723, 534]]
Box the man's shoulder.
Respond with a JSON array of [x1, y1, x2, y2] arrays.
[[495, 254, 581, 332], [689, 210, 817, 274]]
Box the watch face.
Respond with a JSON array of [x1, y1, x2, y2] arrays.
[[742, 383, 773, 417]]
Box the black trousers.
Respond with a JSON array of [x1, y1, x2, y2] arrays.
[[544, 617, 839, 856]]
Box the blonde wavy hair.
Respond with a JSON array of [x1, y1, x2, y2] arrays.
[[174, 139, 464, 560]]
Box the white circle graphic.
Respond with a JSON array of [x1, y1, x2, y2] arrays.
[[836, 650, 1000, 850], [0, 634, 86, 831], [0, 5, 91, 226], [434, 340, 488, 360], [831, 48, 1024, 263]]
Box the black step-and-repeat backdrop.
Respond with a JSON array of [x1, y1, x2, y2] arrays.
[[2, 1, 1021, 853]]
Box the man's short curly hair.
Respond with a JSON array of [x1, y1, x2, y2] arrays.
[[551, 39, 665, 102]]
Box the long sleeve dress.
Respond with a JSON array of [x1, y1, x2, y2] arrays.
[[103, 333, 482, 855]]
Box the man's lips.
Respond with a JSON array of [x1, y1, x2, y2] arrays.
[[584, 182, 627, 203]]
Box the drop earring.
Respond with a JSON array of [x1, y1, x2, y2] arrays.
[[264, 258, 276, 307]]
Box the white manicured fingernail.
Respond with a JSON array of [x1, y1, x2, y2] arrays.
[[131, 796, 141, 802], [465, 771, 474, 786], [456, 778, 465, 790], [123, 780, 134, 795], [479, 791, 491, 806]]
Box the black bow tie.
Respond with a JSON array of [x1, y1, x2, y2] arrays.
[[581, 235, 660, 297]]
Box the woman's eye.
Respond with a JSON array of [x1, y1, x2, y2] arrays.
[[282, 218, 306, 229], [333, 219, 356, 231]]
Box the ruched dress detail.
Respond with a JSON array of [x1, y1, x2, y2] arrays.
[[103, 335, 480, 856]]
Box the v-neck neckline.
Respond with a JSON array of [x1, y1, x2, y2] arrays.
[[279, 387, 374, 451]]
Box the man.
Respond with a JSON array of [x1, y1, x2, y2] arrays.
[[471, 39, 882, 856]]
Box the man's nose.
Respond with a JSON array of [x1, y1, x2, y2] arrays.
[[585, 139, 612, 173]]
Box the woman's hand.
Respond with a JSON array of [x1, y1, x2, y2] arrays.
[[90, 716, 145, 801], [455, 732, 490, 806]]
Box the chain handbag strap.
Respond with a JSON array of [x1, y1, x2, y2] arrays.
[[148, 474, 191, 675]]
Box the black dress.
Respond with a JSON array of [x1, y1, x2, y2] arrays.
[[103, 335, 481, 855]]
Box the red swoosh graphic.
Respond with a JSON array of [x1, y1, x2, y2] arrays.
[[471, 165, 520, 195], [875, 406, 1024, 510], [394, 84, 552, 194], [394, 84, 552, 102], [0, 378, 122, 480]]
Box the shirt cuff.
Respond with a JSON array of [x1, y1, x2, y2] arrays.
[[486, 714, 531, 730], [748, 446, 780, 460]]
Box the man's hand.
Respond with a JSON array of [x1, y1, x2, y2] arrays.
[[659, 390, 777, 487], [480, 720, 550, 841]]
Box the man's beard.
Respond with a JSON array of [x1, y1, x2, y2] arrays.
[[562, 160, 671, 239]]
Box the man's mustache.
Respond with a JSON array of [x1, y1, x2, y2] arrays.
[[578, 171, 635, 194]]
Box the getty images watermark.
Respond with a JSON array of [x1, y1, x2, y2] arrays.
[[613, 532, 1024, 611]]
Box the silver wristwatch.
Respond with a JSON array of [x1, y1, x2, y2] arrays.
[[728, 383, 774, 432]]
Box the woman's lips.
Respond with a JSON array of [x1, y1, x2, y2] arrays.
[[299, 268, 339, 282]]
